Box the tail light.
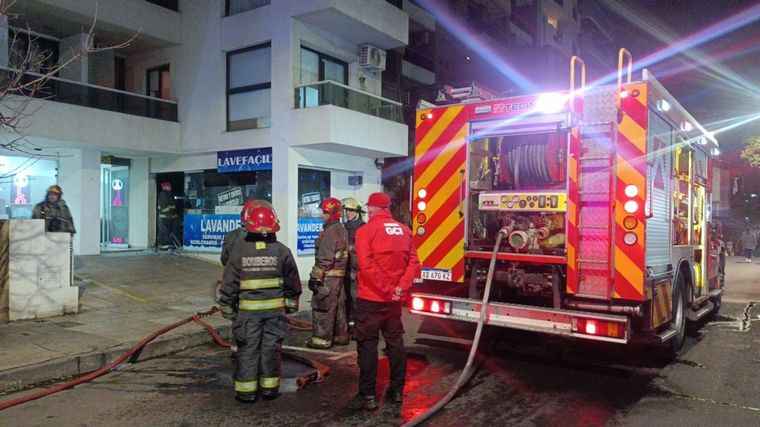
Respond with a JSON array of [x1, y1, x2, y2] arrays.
[[410, 297, 452, 315], [574, 318, 625, 339]]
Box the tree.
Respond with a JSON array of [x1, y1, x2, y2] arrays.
[[0, 0, 135, 162], [740, 135, 760, 168]]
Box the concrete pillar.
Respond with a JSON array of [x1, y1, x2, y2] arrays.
[[128, 157, 150, 248], [58, 148, 101, 255], [59, 33, 91, 82], [0, 15, 8, 67]]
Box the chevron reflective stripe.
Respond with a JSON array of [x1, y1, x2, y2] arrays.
[[324, 269, 346, 277], [239, 298, 285, 311], [240, 278, 283, 290], [234, 380, 258, 392], [310, 337, 331, 347], [614, 83, 647, 301], [260, 377, 280, 389], [566, 127, 581, 295], [335, 251, 348, 259]]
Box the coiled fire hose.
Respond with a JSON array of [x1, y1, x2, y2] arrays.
[[403, 228, 507, 427], [0, 307, 326, 411]]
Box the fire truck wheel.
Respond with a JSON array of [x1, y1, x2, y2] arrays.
[[669, 275, 687, 353]]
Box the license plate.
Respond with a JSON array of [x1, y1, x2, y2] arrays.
[[421, 268, 452, 281]]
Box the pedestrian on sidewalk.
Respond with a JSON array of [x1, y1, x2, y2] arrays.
[[218, 201, 301, 403], [740, 228, 757, 263], [32, 185, 76, 233], [307, 197, 350, 349], [348, 192, 420, 411], [157, 182, 178, 250], [341, 197, 366, 341]]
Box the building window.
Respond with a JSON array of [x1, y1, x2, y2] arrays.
[[227, 43, 271, 131], [145, 0, 178, 11], [147, 64, 171, 99], [226, 0, 270, 16], [7, 30, 59, 74], [299, 47, 347, 108]]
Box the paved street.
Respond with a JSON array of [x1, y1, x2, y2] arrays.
[[1, 257, 759, 426]]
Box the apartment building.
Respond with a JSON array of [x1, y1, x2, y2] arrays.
[[0, 0, 410, 274]]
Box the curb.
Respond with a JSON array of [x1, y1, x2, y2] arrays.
[[0, 323, 231, 394]]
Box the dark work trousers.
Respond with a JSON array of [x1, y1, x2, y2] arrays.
[[354, 299, 407, 397], [344, 275, 358, 324], [232, 315, 286, 395], [158, 218, 174, 247], [311, 278, 349, 346]]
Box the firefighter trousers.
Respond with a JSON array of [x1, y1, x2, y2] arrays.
[[354, 299, 406, 397], [157, 218, 175, 247], [311, 278, 348, 346], [232, 315, 286, 396]]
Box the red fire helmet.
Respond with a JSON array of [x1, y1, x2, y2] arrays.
[[244, 200, 280, 233], [320, 197, 342, 222]]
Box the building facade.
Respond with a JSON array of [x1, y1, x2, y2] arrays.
[[0, 0, 410, 274]]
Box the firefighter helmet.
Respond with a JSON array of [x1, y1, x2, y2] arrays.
[[160, 181, 172, 190], [244, 200, 280, 233], [341, 197, 365, 213], [47, 185, 63, 195], [320, 197, 342, 221]]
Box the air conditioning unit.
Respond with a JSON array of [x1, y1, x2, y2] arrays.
[[358, 44, 386, 71]]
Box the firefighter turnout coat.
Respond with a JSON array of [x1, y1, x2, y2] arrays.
[[309, 220, 349, 346], [32, 199, 76, 233], [218, 233, 301, 396]]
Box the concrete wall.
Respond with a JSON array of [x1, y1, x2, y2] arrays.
[[58, 148, 101, 255], [128, 158, 151, 248]]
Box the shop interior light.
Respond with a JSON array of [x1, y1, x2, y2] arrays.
[[418, 188, 427, 199], [624, 184, 638, 198], [624, 200, 638, 213], [534, 93, 567, 114], [417, 201, 427, 211]]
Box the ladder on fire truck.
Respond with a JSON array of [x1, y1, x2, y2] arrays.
[[570, 54, 617, 299]]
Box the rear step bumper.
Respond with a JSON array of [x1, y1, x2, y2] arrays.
[[410, 293, 630, 344]]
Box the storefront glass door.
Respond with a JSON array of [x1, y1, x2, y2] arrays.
[[100, 159, 130, 249]]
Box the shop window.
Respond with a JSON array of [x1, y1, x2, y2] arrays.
[[227, 43, 271, 131], [296, 167, 331, 255], [0, 155, 58, 219], [184, 169, 272, 215]]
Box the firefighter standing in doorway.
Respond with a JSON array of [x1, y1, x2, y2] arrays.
[[307, 197, 349, 349], [217, 201, 301, 403], [341, 197, 365, 340], [157, 182, 178, 250], [348, 192, 420, 411], [32, 185, 76, 233]]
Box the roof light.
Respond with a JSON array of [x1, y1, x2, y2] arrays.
[[680, 121, 693, 132], [534, 93, 568, 114], [624, 200, 639, 213], [412, 297, 424, 311], [417, 188, 427, 199], [624, 185, 638, 198], [656, 99, 671, 112], [711, 148, 720, 156]]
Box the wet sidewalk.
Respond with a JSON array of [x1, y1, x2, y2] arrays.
[[0, 251, 312, 394]]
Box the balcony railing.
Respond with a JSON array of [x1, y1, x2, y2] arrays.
[[0, 67, 178, 122], [294, 81, 403, 123]]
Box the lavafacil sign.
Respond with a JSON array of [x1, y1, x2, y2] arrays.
[[217, 147, 272, 173]]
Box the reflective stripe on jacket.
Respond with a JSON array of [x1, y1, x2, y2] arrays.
[[310, 220, 349, 281], [219, 233, 302, 317]]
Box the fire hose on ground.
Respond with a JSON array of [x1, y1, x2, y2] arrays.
[[0, 307, 329, 411], [403, 228, 506, 427]]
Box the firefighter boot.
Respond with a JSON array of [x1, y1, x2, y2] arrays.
[[235, 392, 258, 404], [347, 394, 378, 411], [307, 337, 332, 349], [260, 388, 279, 400], [384, 387, 403, 404], [333, 335, 350, 346]]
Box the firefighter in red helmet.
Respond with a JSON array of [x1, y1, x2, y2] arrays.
[[217, 200, 301, 403], [307, 197, 349, 349]]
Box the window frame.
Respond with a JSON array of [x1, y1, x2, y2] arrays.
[[146, 64, 171, 99], [226, 42, 272, 131], [300, 46, 348, 85]]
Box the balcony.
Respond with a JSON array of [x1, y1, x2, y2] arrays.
[[292, 0, 408, 49], [291, 81, 407, 158], [295, 81, 402, 123], [1, 67, 177, 122]]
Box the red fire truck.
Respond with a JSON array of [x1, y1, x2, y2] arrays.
[[409, 51, 723, 351]]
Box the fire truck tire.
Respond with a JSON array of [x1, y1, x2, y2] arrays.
[[669, 275, 687, 352]]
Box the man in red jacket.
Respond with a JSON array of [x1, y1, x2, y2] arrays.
[[348, 192, 420, 411]]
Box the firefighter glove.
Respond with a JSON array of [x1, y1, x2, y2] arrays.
[[308, 277, 322, 293], [220, 304, 236, 321]]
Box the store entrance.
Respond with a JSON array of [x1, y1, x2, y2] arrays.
[[100, 157, 131, 250]]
